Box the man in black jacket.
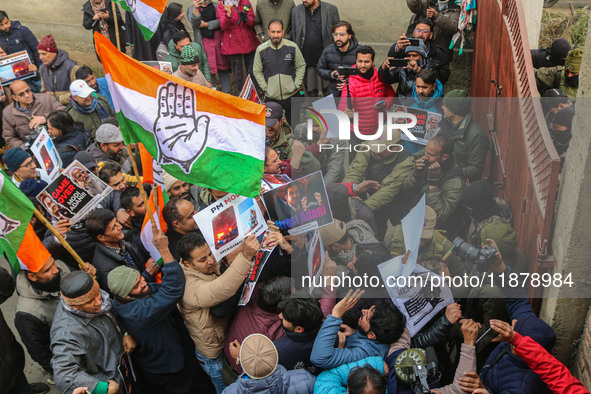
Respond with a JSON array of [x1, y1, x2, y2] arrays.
[[317, 21, 359, 97], [0, 11, 41, 66]]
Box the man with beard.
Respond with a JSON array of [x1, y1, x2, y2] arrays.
[[173, 45, 210, 87], [535, 47, 583, 100], [253, 19, 305, 125], [88, 123, 130, 171], [66, 79, 115, 137], [75, 65, 114, 108], [265, 101, 293, 161], [15, 254, 96, 386], [163, 197, 200, 261], [317, 21, 360, 97]]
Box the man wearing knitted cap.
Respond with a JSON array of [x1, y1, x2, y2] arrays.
[[173, 45, 211, 87], [36, 35, 81, 105], [166, 30, 211, 83], [380, 40, 429, 97], [108, 225, 207, 394], [2, 79, 65, 148], [439, 89, 490, 182], [225, 333, 316, 393], [50, 271, 136, 394], [66, 79, 115, 138], [2, 147, 39, 187], [549, 106, 576, 161], [535, 46, 584, 100]]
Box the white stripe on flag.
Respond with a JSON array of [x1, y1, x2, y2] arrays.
[[130, 1, 163, 35]]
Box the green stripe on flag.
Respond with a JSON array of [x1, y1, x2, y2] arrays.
[[137, 22, 157, 41], [116, 113, 263, 197]]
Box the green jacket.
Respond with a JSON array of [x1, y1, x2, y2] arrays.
[[401, 156, 465, 233], [166, 41, 211, 83], [443, 113, 489, 182], [534, 66, 578, 100], [343, 153, 414, 212], [65, 94, 115, 139], [254, 0, 295, 41], [270, 123, 293, 161]]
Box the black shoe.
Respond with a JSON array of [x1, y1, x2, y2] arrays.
[[29, 382, 50, 394]]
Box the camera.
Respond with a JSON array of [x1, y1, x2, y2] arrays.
[[410, 364, 436, 394], [452, 237, 498, 271], [24, 125, 45, 150], [337, 66, 358, 77]]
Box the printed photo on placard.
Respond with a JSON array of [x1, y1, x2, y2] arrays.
[[0, 51, 35, 86], [30, 128, 62, 183]]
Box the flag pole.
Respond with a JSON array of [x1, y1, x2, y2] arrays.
[[111, 0, 122, 51], [32, 208, 87, 271], [127, 145, 157, 227]]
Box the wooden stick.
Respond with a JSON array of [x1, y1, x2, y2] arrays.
[[127, 145, 156, 227], [111, 0, 122, 52], [33, 208, 87, 270]]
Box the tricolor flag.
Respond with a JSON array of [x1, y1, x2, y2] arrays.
[[0, 170, 35, 272], [239, 75, 261, 104], [17, 224, 52, 274], [139, 142, 164, 188], [115, 0, 167, 41], [94, 33, 265, 198], [140, 186, 168, 279]]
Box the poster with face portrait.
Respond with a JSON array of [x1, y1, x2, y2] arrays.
[[262, 171, 333, 235], [238, 246, 275, 306], [35, 160, 112, 224], [261, 173, 291, 193], [141, 61, 173, 74], [394, 105, 442, 146], [193, 194, 268, 261], [0, 51, 35, 86], [30, 128, 62, 183]]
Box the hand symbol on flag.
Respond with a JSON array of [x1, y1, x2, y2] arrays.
[[125, 0, 137, 12], [153, 82, 210, 173]]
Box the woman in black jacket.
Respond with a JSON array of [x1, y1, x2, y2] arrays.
[[82, 0, 126, 56], [47, 110, 91, 167]]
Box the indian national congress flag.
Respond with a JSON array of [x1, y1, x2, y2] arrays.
[[94, 33, 266, 198], [115, 0, 167, 41], [0, 170, 35, 272]]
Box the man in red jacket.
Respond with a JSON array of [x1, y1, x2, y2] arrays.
[[338, 46, 395, 159]]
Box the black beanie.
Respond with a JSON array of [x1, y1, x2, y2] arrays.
[[550, 38, 572, 62], [553, 106, 575, 129], [60, 271, 94, 299], [462, 179, 499, 221]]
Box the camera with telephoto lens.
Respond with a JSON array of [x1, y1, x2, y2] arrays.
[[24, 125, 46, 150], [337, 66, 358, 77], [410, 363, 438, 394], [452, 237, 498, 271]]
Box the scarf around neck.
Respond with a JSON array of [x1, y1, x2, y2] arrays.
[[70, 95, 111, 121]]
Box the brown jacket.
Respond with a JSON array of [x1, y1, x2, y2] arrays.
[[178, 253, 252, 359], [2, 93, 65, 148]]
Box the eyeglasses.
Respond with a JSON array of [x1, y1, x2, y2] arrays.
[[332, 32, 347, 37], [414, 28, 430, 34], [19, 159, 35, 168], [15, 88, 32, 98]]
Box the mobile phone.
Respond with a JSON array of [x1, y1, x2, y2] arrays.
[[388, 58, 408, 68], [408, 38, 421, 46], [100, 7, 109, 12]]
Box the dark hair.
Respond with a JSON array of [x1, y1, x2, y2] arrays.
[[0, 11, 8, 21], [264, 146, 275, 164], [278, 298, 323, 333], [332, 21, 355, 38], [162, 197, 184, 229], [178, 232, 208, 262], [354, 243, 390, 278], [120, 186, 140, 211], [257, 276, 291, 314], [430, 133, 454, 157], [417, 69, 437, 85], [357, 45, 375, 60], [286, 182, 302, 194], [85, 208, 115, 241], [172, 30, 191, 44], [414, 17, 434, 32], [47, 110, 84, 136], [102, 117, 119, 127], [347, 365, 387, 394], [98, 161, 122, 185], [369, 300, 406, 344], [75, 65, 94, 81], [167, 2, 183, 19], [268, 19, 284, 29]]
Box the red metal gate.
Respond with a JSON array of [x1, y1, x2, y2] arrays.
[[471, 0, 561, 296]]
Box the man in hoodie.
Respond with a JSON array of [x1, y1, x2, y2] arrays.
[[37, 35, 80, 105], [166, 30, 212, 84], [0, 10, 41, 66], [317, 21, 360, 97]]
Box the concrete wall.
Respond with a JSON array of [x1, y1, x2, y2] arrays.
[[522, 0, 544, 49]]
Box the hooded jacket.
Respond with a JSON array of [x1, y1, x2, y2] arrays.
[[39, 49, 80, 105], [2, 93, 65, 148], [409, 79, 444, 112], [223, 364, 316, 394], [165, 40, 212, 82], [217, 0, 260, 56], [317, 37, 360, 97], [0, 20, 41, 66], [314, 356, 384, 393], [54, 127, 91, 167]]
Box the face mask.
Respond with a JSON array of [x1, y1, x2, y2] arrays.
[[565, 74, 579, 88]]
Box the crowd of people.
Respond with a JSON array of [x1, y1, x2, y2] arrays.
[[0, 1, 588, 394]]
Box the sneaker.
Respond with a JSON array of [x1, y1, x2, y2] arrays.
[[29, 382, 50, 394]]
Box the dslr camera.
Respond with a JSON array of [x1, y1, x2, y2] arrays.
[[452, 237, 498, 271], [337, 66, 358, 77]]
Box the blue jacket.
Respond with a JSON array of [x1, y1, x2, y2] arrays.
[[111, 261, 186, 374], [96, 77, 114, 109], [409, 79, 444, 112], [479, 269, 555, 393], [310, 315, 389, 370], [223, 364, 315, 394], [274, 330, 317, 372], [314, 356, 384, 394], [0, 21, 41, 66]]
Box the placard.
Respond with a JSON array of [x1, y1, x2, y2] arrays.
[[30, 128, 62, 183], [238, 246, 275, 306], [141, 61, 173, 74], [394, 105, 442, 145], [0, 51, 35, 86]]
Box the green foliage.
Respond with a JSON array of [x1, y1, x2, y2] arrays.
[[539, 8, 589, 47]]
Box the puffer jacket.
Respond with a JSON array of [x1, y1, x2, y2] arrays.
[[2, 93, 65, 148], [314, 356, 384, 394], [54, 127, 90, 167], [223, 364, 316, 394], [217, 0, 260, 56], [178, 252, 252, 359], [165, 40, 211, 82], [39, 49, 80, 105], [0, 21, 41, 66], [316, 37, 360, 97], [409, 79, 444, 112], [337, 67, 395, 136]]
